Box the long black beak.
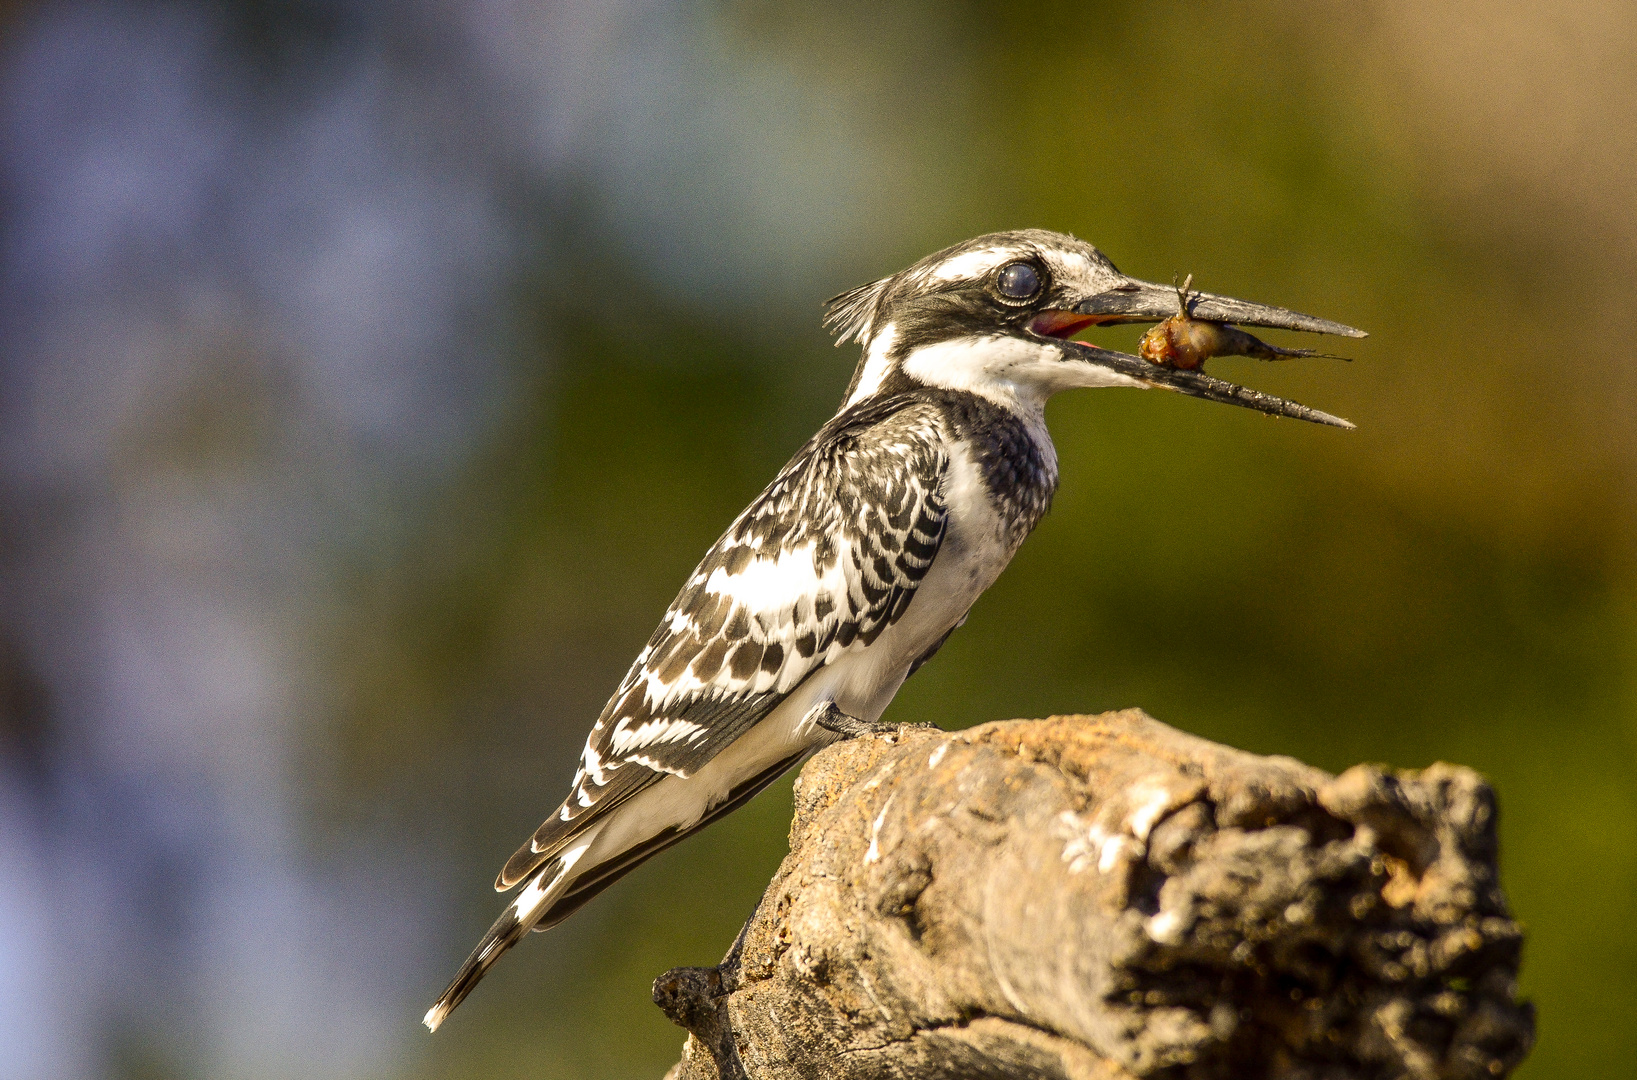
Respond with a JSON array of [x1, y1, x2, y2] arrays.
[[1074, 277, 1367, 338], [1067, 276, 1365, 429], [1058, 339, 1357, 428]]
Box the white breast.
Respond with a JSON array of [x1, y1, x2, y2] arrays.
[[815, 436, 1026, 720]]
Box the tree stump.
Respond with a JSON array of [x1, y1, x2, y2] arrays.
[[655, 711, 1534, 1080]]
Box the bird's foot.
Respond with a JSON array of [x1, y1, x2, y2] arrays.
[[808, 702, 941, 740]]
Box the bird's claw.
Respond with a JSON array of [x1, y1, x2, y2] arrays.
[[809, 702, 941, 740]]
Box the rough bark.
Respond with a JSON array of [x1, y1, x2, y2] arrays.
[[656, 711, 1534, 1080]]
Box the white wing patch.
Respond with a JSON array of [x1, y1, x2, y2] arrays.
[[703, 550, 819, 622], [637, 539, 853, 708], [578, 739, 610, 788], [626, 753, 689, 776], [609, 715, 707, 755]]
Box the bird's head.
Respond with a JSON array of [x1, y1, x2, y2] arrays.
[[826, 229, 1363, 428]]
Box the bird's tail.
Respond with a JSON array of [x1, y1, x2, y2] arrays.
[[422, 842, 590, 1032]]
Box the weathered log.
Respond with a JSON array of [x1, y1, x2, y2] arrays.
[[656, 711, 1533, 1080]]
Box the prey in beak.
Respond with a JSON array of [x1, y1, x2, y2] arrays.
[[1030, 269, 1365, 429], [1138, 275, 1351, 371]]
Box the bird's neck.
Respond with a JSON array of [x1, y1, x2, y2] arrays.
[[847, 328, 1070, 416]]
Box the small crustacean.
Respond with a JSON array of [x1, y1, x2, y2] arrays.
[[1139, 274, 1349, 372]]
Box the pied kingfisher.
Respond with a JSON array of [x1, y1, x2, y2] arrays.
[[424, 229, 1363, 1030]]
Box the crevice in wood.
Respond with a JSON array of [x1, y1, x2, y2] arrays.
[[658, 711, 1535, 1080]]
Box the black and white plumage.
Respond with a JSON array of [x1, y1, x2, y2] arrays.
[[424, 229, 1363, 1031]]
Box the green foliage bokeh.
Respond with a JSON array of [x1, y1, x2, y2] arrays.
[[310, 3, 1637, 1077]]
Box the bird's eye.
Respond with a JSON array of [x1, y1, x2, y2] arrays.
[[996, 262, 1041, 300]]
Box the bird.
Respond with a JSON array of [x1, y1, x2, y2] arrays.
[[423, 228, 1364, 1031]]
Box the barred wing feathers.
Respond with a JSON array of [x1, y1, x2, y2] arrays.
[[497, 398, 951, 890]]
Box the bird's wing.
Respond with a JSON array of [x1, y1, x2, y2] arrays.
[[496, 397, 950, 889]]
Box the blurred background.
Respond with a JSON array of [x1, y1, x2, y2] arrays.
[[0, 1, 1632, 1077]]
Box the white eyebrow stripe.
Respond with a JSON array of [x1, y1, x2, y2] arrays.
[[1043, 249, 1096, 281], [926, 246, 1018, 283]]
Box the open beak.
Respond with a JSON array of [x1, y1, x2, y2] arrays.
[[1033, 276, 1366, 429], [1072, 277, 1366, 337]]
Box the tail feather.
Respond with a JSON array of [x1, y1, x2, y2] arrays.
[[423, 844, 588, 1032]]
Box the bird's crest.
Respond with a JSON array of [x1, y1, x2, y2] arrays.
[[823, 276, 893, 345]]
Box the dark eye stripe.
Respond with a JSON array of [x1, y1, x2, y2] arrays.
[[997, 262, 1041, 299]]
